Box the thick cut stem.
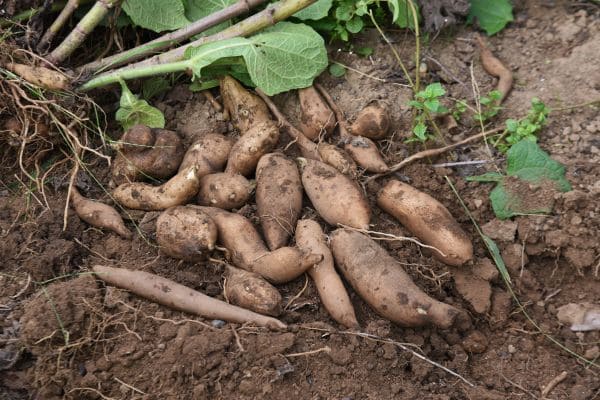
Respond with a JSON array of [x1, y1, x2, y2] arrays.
[[37, 0, 80, 53], [79, 0, 268, 75], [80, 0, 316, 90], [46, 0, 119, 65]]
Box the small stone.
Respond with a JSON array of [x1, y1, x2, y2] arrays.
[[507, 344, 516, 354], [211, 319, 226, 328], [157, 343, 165, 350], [584, 346, 599, 360], [473, 199, 483, 208], [462, 331, 488, 354]]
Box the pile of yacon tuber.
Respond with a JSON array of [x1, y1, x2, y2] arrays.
[[82, 75, 475, 331]]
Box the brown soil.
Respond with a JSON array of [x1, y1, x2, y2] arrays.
[[2, 1, 600, 399]]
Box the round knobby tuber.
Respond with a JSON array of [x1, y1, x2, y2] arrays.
[[156, 206, 217, 261], [297, 86, 336, 141], [112, 125, 185, 185], [349, 101, 391, 140], [224, 265, 282, 316], [376, 180, 473, 267], [197, 172, 253, 210]]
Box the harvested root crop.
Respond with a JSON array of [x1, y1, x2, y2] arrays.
[[197, 172, 253, 210], [225, 120, 280, 176], [112, 125, 185, 185], [349, 101, 390, 140], [317, 142, 358, 177], [315, 84, 388, 173], [178, 133, 233, 175], [256, 153, 303, 250], [377, 180, 473, 266], [295, 220, 358, 328], [330, 229, 468, 329], [225, 265, 282, 316], [70, 188, 132, 239], [4, 63, 71, 91], [476, 34, 513, 103], [198, 207, 322, 284], [156, 206, 217, 261], [220, 75, 272, 133], [297, 86, 335, 141], [113, 165, 200, 211], [93, 265, 286, 330], [298, 158, 370, 229]]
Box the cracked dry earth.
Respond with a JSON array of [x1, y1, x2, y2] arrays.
[[1, 0, 599, 399]]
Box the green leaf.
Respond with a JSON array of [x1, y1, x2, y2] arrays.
[[505, 139, 571, 191], [413, 122, 427, 140], [184, 0, 237, 36], [505, 118, 518, 132], [189, 79, 219, 92], [294, 0, 333, 20], [345, 16, 364, 33], [468, 0, 513, 36], [116, 80, 165, 130], [335, 2, 354, 21], [482, 235, 511, 284], [388, 0, 419, 29], [142, 77, 170, 100], [424, 82, 445, 98], [424, 99, 440, 113], [475, 140, 571, 220], [122, 0, 189, 32], [356, 46, 373, 57], [184, 22, 328, 95], [329, 63, 346, 77]]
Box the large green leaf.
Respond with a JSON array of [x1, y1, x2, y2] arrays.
[[294, 0, 333, 20], [468, 0, 513, 35], [116, 81, 165, 130], [184, 0, 237, 36], [122, 0, 190, 32], [388, 0, 419, 29], [470, 140, 571, 219], [184, 22, 327, 95]]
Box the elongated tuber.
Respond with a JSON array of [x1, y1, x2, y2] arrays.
[[70, 188, 132, 239]]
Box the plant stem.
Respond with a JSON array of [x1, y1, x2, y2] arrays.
[[407, 0, 420, 92], [46, 0, 119, 65], [79, 0, 268, 75], [37, 0, 80, 53], [80, 0, 316, 90]]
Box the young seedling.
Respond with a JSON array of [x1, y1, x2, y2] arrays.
[[473, 89, 502, 123], [495, 97, 549, 152], [407, 82, 448, 143]]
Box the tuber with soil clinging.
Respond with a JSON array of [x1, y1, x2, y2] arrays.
[[295, 220, 358, 328], [475, 34, 513, 103], [224, 265, 282, 316], [225, 120, 280, 176], [298, 158, 370, 229], [297, 86, 335, 141], [93, 265, 286, 329], [330, 229, 468, 329], [113, 165, 200, 211], [256, 153, 303, 250], [198, 207, 322, 284], [178, 133, 233, 175], [156, 206, 217, 261], [197, 172, 253, 210], [377, 180, 473, 266], [349, 101, 390, 140], [220, 75, 272, 133], [70, 188, 132, 239]]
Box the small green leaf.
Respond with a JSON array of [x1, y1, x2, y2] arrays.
[[408, 100, 423, 109], [294, 0, 333, 20], [189, 79, 219, 92], [122, 0, 189, 32], [356, 46, 373, 57], [505, 118, 518, 132], [424, 82, 445, 98], [424, 99, 440, 113], [346, 16, 364, 33], [413, 122, 427, 140], [329, 63, 346, 77], [142, 77, 170, 100], [482, 235, 511, 283], [335, 3, 354, 21], [468, 0, 514, 35], [116, 80, 165, 130]]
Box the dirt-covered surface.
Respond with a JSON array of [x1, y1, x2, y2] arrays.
[[1, 1, 599, 399]]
